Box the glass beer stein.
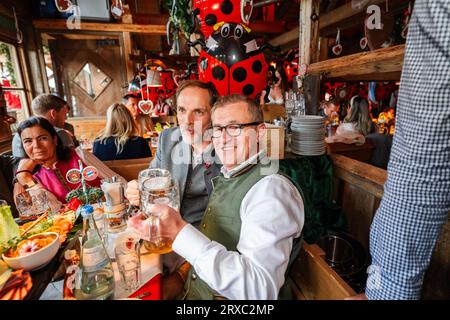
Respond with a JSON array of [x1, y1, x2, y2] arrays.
[[141, 175, 179, 254]]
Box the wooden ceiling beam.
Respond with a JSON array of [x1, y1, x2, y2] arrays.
[[307, 44, 405, 80], [269, 26, 299, 47], [32, 19, 166, 35]]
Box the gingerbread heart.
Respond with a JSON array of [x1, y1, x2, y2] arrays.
[[138, 100, 154, 115], [332, 44, 343, 56]]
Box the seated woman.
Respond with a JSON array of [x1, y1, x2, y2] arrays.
[[13, 117, 125, 209], [93, 103, 152, 161], [330, 96, 391, 168], [336, 95, 375, 136], [260, 64, 288, 105]]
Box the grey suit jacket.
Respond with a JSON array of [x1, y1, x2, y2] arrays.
[[149, 127, 221, 199]]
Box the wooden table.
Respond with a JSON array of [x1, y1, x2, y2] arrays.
[[32, 229, 162, 300]]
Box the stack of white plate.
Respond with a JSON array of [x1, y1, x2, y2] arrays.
[[290, 115, 326, 156]]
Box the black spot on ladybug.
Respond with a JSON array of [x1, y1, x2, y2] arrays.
[[252, 60, 262, 74], [242, 84, 254, 95], [205, 14, 217, 26], [212, 66, 226, 81], [293, 67, 298, 73], [221, 0, 233, 15], [232, 67, 247, 82], [330, 81, 335, 86]]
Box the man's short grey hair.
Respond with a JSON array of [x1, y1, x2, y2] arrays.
[[31, 94, 68, 115], [212, 94, 263, 122]]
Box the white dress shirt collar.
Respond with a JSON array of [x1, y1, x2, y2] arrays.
[[220, 150, 267, 179]]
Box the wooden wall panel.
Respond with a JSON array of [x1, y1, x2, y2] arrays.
[[340, 183, 379, 250]]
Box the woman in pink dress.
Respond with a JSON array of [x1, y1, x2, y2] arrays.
[[13, 117, 125, 210]]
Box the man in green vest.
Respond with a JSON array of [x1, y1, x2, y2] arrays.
[[134, 94, 304, 299]]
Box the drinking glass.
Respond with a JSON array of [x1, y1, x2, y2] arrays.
[[138, 168, 171, 211], [115, 232, 141, 292], [141, 177, 179, 254], [15, 188, 51, 220]]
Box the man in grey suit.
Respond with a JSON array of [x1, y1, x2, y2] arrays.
[[126, 80, 221, 227], [12, 94, 76, 157], [126, 80, 221, 294]]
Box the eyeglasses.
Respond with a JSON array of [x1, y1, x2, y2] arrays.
[[210, 122, 261, 138]]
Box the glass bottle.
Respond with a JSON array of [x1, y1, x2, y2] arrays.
[[74, 205, 115, 300]]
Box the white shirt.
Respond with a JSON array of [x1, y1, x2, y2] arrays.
[[173, 171, 304, 299]]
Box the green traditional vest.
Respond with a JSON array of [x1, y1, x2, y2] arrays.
[[183, 161, 303, 300]]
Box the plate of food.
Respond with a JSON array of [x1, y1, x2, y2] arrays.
[[2, 232, 60, 271]]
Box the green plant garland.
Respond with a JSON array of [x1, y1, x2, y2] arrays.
[[163, 0, 194, 39]]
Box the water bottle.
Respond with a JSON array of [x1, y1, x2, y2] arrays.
[[74, 205, 115, 300]]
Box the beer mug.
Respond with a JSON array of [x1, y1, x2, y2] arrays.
[[141, 176, 179, 254], [138, 168, 171, 211]]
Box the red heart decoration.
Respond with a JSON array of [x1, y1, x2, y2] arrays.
[[138, 100, 154, 114], [332, 44, 342, 56]]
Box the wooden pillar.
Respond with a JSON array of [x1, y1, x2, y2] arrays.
[[123, 32, 135, 82], [299, 0, 320, 114]]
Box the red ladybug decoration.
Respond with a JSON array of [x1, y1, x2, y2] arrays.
[[193, 0, 249, 38], [197, 22, 268, 99]]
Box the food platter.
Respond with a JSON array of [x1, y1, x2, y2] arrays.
[[0, 207, 79, 300]]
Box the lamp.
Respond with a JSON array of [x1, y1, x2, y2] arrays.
[[146, 68, 162, 87]]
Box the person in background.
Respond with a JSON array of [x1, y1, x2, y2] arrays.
[[319, 95, 340, 124], [12, 94, 76, 158], [128, 94, 304, 300], [336, 95, 374, 136], [349, 0, 450, 299], [260, 64, 288, 105], [122, 92, 154, 136], [330, 95, 391, 169], [93, 103, 151, 161], [153, 90, 172, 116], [13, 117, 125, 211]]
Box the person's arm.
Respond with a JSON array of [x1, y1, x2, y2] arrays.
[[366, 0, 450, 299], [171, 174, 304, 299], [13, 159, 62, 212], [75, 147, 127, 184]]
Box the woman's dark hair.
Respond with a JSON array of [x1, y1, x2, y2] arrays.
[[274, 63, 288, 91], [17, 116, 72, 161]]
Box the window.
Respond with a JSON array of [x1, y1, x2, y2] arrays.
[[73, 62, 111, 100], [0, 41, 29, 133]]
